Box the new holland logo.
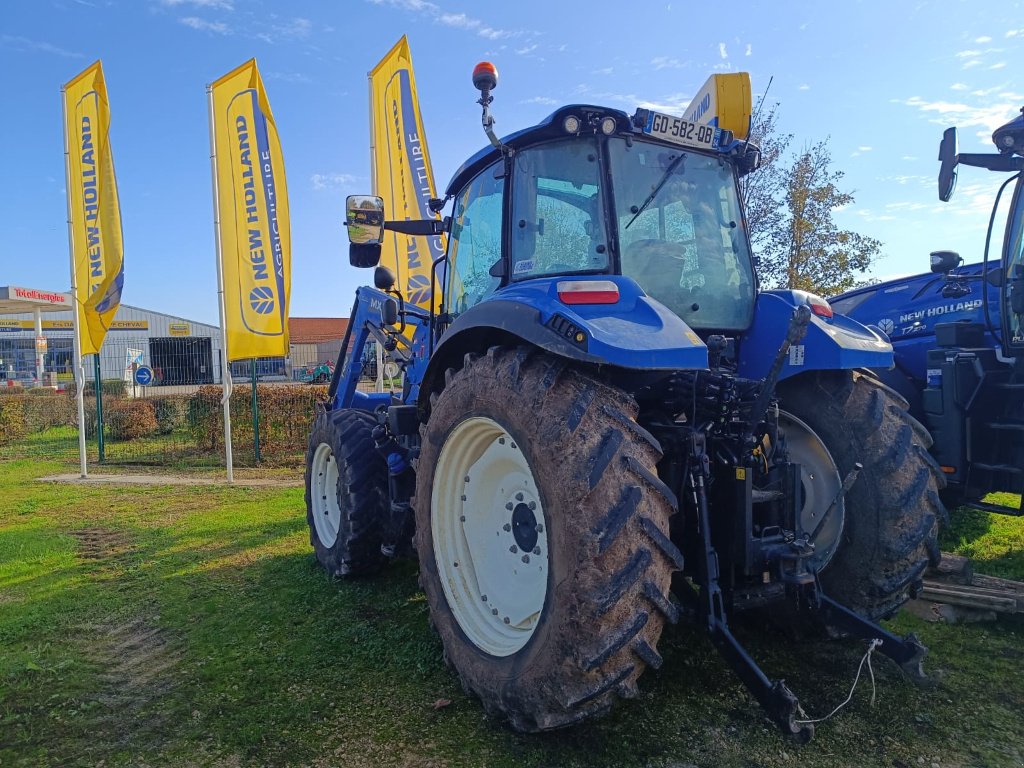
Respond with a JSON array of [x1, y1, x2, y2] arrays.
[[878, 318, 895, 335], [249, 286, 275, 315]]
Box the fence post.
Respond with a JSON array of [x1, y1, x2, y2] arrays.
[[94, 353, 105, 463], [251, 359, 261, 463]]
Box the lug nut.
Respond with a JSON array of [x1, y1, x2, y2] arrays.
[[460, 494, 467, 501], [515, 492, 524, 501], [521, 554, 530, 564], [492, 608, 498, 616], [481, 594, 488, 602], [528, 501, 536, 510], [505, 502, 513, 511], [464, 476, 471, 483], [536, 524, 544, 533], [503, 523, 511, 532], [499, 437, 505, 444], [509, 545, 518, 553], [533, 547, 541, 555], [503, 616, 510, 624], [460, 515, 466, 522]]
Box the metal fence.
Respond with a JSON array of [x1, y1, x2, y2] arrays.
[[0, 337, 382, 469]]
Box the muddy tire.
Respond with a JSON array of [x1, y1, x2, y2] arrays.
[[414, 346, 682, 731], [777, 371, 944, 620], [304, 408, 388, 576]]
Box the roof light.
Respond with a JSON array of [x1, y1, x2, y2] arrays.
[[472, 61, 498, 92], [563, 115, 581, 134], [556, 280, 620, 305], [600, 116, 617, 135]]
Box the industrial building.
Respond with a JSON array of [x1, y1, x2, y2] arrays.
[[0, 285, 349, 387]]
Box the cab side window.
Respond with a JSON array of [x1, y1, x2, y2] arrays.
[[446, 163, 503, 315]]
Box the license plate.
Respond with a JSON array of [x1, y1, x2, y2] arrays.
[[641, 110, 721, 150]]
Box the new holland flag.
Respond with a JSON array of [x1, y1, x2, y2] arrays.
[[369, 37, 445, 310], [210, 59, 291, 361], [63, 61, 124, 356]]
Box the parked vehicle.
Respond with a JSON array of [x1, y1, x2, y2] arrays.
[[834, 107, 1024, 514], [304, 62, 942, 739]]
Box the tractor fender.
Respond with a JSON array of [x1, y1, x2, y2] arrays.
[[736, 291, 894, 381], [419, 277, 709, 410]]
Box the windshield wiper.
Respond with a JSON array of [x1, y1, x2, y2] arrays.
[[624, 152, 686, 230]]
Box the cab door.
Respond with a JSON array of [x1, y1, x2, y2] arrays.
[[1003, 176, 1024, 352]]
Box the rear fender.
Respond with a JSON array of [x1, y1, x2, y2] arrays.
[[420, 276, 708, 409], [736, 291, 893, 381]]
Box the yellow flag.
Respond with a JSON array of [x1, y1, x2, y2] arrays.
[[63, 61, 124, 356], [210, 59, 291, 362], [369, 37, 445, 310]]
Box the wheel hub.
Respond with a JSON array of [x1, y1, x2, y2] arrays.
[[511, 503, 539, 553]]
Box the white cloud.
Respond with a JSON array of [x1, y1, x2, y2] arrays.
[[989, 61, 1007, 69], [745, 43, 752, 56], [950, 83, 968, 91], [1007, 29, 1022, 38], [266, 70, 311, 83], [521, 96, 557, 105], [962, 60, 982, 69], [179, 16, 230, 33], [651, 56, 682, 70], [798, 84, 810, 91], [0, 34, 83, 57], [956, 49, 982, 58], [858, 146, 873, 152], [515, 43, 537, 55], [162, 0, 233, 8], [311, 173, 357, 191], [975, 35, 992, 43], [373, 0, 518, 39], [718, 42, 727, 58]]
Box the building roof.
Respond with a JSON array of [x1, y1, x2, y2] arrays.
[[289, 317, 349, 344]]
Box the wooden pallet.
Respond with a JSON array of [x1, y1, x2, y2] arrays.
[[919, 553, 1024, 615]]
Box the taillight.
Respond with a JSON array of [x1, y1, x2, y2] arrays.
[[556, 280, 620, 305], [807, 294, 833, 318]]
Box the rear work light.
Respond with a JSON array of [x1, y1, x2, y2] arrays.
[[556, 280, 620, 305]]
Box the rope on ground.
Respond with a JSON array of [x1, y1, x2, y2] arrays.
[[795, 638, 882, 725]]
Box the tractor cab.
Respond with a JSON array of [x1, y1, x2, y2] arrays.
[[438, 75, 760, 335]]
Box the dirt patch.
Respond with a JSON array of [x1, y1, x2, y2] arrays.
[[69, 526, 132, 560]]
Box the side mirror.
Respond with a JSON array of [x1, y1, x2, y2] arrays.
[[350, 242, 382, 268], [938, 127, 959, 202], [346, 195, 384, 268], [381, 297, 399, 326], [346, 195, 385, 244], [930, 250, 962, 274]]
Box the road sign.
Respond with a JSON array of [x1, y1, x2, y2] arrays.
[[134, 365, 154, 386]]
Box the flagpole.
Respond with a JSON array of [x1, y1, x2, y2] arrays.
[[62, 85, 88, 479], [207, 84, 234, 483]]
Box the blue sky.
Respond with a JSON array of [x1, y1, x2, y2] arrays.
[[2, 0, 1023, 324]]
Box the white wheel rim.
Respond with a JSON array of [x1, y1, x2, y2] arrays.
[[311, 442, 341, 548], [778, 410, 844, 570], [432, 416, 549, 657]]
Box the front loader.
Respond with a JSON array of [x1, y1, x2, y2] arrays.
[[304, 63, 943, 740]]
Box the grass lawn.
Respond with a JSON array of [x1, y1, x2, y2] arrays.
[[1, 458, 1022, 768]]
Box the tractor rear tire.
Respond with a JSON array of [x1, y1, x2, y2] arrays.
[[777, 371, 944, 620], [414, 346, 682, 731], [305, 408, 388, 577]]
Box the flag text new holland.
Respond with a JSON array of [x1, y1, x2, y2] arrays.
[[63, 61, 124, 356], [370, 37, 445, 310], [210, 60, 291, 361]]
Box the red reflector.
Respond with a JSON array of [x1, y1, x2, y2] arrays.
[[556, 280, 620, 305], [808, 299, 833, 318], [940, 465, 957, 474]]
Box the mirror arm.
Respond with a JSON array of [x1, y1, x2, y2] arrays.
[[384, 219, 446, 236], [956, 153, 1024, 172]]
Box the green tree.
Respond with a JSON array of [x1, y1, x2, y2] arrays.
[[741, 104, 881, 296]]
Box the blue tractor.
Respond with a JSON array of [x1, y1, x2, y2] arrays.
[[833, 107, 1024, 515], [304, 64, 943, 739]]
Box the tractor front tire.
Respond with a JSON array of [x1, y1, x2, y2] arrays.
[[414, 347, 682, 731], [304, 408, 388, 577], [778, 371, 944, 620]]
